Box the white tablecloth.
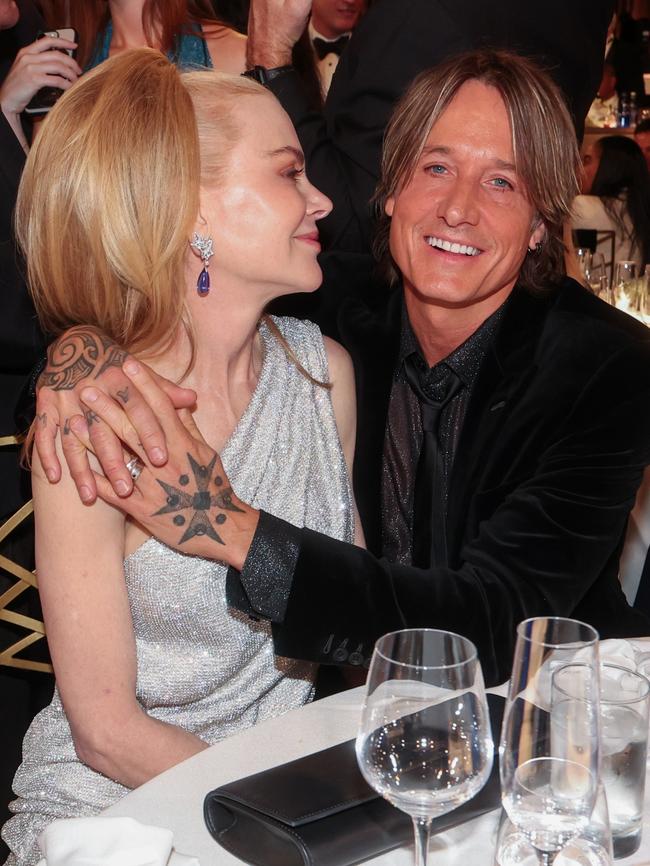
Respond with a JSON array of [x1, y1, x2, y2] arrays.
[[103, 679, 650, 866]]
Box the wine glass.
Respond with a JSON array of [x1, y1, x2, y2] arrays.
[[613, 261, 637, 311], [496, 782, 613, 866], [500, 618, 601, 866], [576, 248, 592, 277], [356, 629, 494, 866], [584, 253, 606, 295]]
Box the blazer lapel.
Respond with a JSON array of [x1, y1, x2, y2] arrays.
[[446, 286, 554, 559], [340, 286, 402, 554]]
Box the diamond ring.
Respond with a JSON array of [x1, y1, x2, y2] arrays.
[[125, 456, 144, 482]]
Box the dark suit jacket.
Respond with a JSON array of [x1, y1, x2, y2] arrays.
[[264, 267, 650, 687], [269, 0, 614, 252]]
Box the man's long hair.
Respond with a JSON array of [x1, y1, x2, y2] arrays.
[[373, 49, 581, 293]]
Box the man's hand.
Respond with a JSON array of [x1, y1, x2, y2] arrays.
[[247, 0, 312, 68], [1, 35, 81, 150], [34, 326, 196, 503], [74, 362, 259, 570]]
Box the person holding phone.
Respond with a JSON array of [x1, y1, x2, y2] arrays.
[[0, 29, 80, 150]]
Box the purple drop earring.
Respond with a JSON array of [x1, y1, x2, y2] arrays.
[[190, 232, 214, 296]]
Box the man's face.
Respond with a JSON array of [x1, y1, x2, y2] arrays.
[[635, 130, 650, 172], [0, 0, 19, 30], [385, 81, 544, 319], [311, 0, 364, 39]]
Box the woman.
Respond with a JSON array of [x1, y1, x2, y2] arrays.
[[2, 48, 361, 865], [572, 135, 650, 270], [49, 0, 246, 72]]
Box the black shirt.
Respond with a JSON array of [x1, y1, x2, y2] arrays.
[[381, 303, 505, 564]]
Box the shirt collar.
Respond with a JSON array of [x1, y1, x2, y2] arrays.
[[308, 21, 352, 42], [397, 296, 507, 388]]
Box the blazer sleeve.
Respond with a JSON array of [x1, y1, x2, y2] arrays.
[[229, 338, 650, 687]]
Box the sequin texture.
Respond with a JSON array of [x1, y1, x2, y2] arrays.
[[2, 317, 355, 865]]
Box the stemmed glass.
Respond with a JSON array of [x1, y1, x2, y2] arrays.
[[576, 248, 592, 277], [584, 253, 607, 296], [500, 618, 601, 866], [356, 629, 494, 866], [613, 261, 637, 312]]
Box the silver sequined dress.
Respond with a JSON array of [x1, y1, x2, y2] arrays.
[[2, 317, 354, 865]]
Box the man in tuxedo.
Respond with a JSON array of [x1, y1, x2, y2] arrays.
[[34, 49, 650, 687], [247, 0, 614, 253], [308, 0, 364, 97]]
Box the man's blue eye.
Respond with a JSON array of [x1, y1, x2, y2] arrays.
[[492, 177, 512, 188]]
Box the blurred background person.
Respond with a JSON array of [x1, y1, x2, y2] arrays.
[[308, 0, 364, 97], [46, 0, 246, 72], [573, 134, 650, 269]]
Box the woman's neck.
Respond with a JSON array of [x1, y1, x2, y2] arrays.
[[108, 1, 151, 50], [147, 291, 268, 450]]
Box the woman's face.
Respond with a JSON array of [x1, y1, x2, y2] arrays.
[[198, 95, 332, 304], [581, 142, 602, 194]]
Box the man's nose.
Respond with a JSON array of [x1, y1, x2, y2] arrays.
[[436, 179, 479, 227]]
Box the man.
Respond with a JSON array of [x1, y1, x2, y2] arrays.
[[34, 50, 650, 687], [245, 0, 614, 253], [635, 118, 650, 170], [308, 0, 364, 96]]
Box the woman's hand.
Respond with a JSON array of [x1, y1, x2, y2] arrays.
[[34, 326, 196, 502], [74, 360, 259, 570], [1, 34, 81, 149]]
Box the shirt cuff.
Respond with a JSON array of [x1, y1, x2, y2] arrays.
[[226, 510, 300, 623]]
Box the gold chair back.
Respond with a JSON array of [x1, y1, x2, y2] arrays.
[[0, 434, 52, 674]]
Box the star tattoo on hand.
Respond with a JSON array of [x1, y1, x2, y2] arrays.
[[154, 453, 243, 545]]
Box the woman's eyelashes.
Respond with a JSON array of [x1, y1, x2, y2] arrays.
[[283, 165, 305, 181]]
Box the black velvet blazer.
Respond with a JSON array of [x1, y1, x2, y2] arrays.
[[271, 266, 650, 686]]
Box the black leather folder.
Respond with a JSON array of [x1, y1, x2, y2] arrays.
[[204, 692, 505, 866]]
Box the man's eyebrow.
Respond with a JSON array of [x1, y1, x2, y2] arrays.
[[420, 145, 517, 172], [265, 145, 305, 164], [421, 145, 450, 157]]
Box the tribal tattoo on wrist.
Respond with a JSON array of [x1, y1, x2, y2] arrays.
[[154, 453, 244, 546], [39, 327, 128, 391]]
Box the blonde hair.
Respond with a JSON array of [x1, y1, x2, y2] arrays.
[[373, 49, 581, 293], [16, 49, 266, 363]]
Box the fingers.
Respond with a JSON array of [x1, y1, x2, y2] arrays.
[[33, 394, 61, 483], [93, 470, 144, 514], [154, 372, 197, 410], [121, 359, 185, 449], [63, 414, 99, 504], [177, 408, 209, 446], [2, 38, 81, 114], [79, 387, 146, 498], [83, 359, 169, 468]]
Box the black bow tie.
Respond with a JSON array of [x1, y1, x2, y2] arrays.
[[313, 34, 350, 60]]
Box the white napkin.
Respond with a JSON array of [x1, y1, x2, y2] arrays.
[[598, 637, 638, 671], [514, 638, 639, 710], [36, 816, 199, 866]]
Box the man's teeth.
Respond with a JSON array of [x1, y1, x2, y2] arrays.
[[426, 236, 480, 256]]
